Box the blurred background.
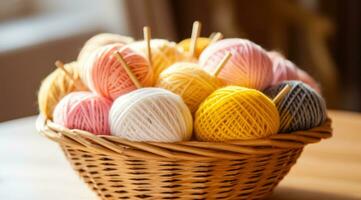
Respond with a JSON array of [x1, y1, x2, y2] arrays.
[[0, 0, 360, 122]]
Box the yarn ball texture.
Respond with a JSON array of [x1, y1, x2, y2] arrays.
[[109, 88, 193, 142], [177, 37, 211, 58], [268, 51, 321, 93], [53, 91, 112, 135], [128, 39, 185, 79], [264, 81, 327, 133], [82, 43, 153, 100], [78, 33, 134, 64], [38, 61, 87, 119], [156, 62, 223, 113], [195, 86, 280, 142], [268, 51, 299, 85], [199, 38, 273, 90]]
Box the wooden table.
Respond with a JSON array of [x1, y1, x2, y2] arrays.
[[1, 110, 360, 200]]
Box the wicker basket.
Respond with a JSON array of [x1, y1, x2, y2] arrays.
[[37, 117, 332, 200]]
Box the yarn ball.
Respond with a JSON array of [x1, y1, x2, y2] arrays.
[[177, 37, 211, 58], [199, 38, 273, 90], [82, 43, 153, 100], [128, 39, 185, 79], [109, 88, 193, 142], [53, 91, 112, 135], [268, 51, 299, 85], [264, 80, 327, 133], [78, 33, 134, 64], [268, 51, 321, 92], [38, 61, 87, 119], [195, 86, 280, 142], [156, 62, 223, 113]]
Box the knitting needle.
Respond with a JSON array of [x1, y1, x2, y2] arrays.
[[54, 60, 85, 91], [143, 26, 152, 68], [189, 21, 201, 58], [114, 52, 142, 89], [212, 52, 232, 77], [273, 84, 291, 105], [209, 32, 223, 44]]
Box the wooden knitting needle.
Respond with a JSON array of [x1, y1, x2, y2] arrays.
[[273, 84, 292, 105], [114, 52, 142, 89], [212, 52, 232, 77], [209, 32, 223, 45], [209, 32, 217, 39], [189, 21, 201, 58], [143, 26, 152, 67], [54, 60, 84, 90]]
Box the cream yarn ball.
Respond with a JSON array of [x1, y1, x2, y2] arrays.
[[127, 39, 185, 79], [109, 88, 193, 142], [78, 33, 134, 64], [156, 62, 223, 113]]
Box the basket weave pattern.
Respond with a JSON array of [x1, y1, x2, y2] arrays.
[[39, 118, 332, 200]]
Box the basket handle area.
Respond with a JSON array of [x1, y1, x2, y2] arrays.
[[37, 116, 332, 161]]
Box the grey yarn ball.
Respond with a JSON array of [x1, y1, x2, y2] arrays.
[[264, 81, 327, 133]]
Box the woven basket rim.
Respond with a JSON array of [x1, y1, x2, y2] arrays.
[[36, 116, 332, 161]]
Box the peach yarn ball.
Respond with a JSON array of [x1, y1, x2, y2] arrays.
[[268, 51, 321, 92], [38, 61, 87, 119], [82, 43, 153, 100], [128, 39, 185, 79], [195, 86, 280, 142], [199, 38, 273, 90], [156, 62, 223, 113], [78, 33, 134, 64], [53, 91, 112, 135], [177, 37, 211, 58], [109, 88, 193, 142]]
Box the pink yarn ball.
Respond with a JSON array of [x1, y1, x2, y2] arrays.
[[268, 51, 299, 84], [82, 43, 153, 100], [53, 91, 112, 135], [268, 51, 321, 93], [199, 38, 273, 90]]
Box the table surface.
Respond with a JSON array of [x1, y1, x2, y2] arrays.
[[1, 110, 360, 200]]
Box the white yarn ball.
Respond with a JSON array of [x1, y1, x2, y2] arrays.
[[109, 88, 193, 142]]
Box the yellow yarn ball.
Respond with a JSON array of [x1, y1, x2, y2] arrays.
[[195, 86, 280, 142], [128, 39, 186, 80], [78, 33, 134, 65], [177, 37, 211, 58], [38, 62, 87, 119], [156, 62, 223, 113]]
